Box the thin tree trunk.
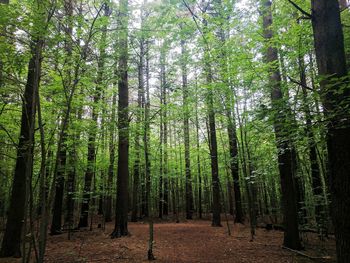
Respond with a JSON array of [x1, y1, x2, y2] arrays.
[[181, 39, 194, 220], [236, 104, 256, 239], [195, 83, 202, 219], [298, 52, 325, 232], [131, 39, 144, 222], [144, 40, 151, 218], [105, 89, 117, 222], [226, 107, 243, 223], [79, 4, 109, 228]]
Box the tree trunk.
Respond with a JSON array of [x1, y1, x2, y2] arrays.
[[158, 44, 168, 218], [131, 39, 144, 222], [298, 52, 325, 232], [79, 4, 109, 228], [195, 84, 202, 219], [261, 0, 301, 250], [50, 131, 66, 234], [226, 108, 243, 223], [112, 0, 129, 237], [0, 32, 43, 258], [181, 39, 194, 220], [105, 89, 116, 222], [144, 40, 151, 218], [62, 0, 77, 235], [311, 1, 350, 261], [207, 81, 221, 227]]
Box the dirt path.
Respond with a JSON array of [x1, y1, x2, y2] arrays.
[[41, 219, 335, 263]]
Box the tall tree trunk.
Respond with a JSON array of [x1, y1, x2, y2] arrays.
[[105, 88, 117, 222], [311, 0, 350, 261], [0, 19, 44, 258], [79, 4, 109, 228], [261, 0, 301, 250], [162, 45, 169, 217], [50, 131, 66, 234], [51, 0, 78, 234], [131, 39, 144, 222], [226, 107, 243, 223], [298, 52, 325, 232], [158, 45, 168, 218], [207, 75, 221, 227], [62, 0, 77, 235], [144, 40, 151, 218], [158, 92, 164, 219], [181, 39, 194, 220], [65, 102, 83, 233], [112, 0, 129, 237], [280, 52, 307, 225], [195, 84, 202, 219], [236, 103, 256, 238]]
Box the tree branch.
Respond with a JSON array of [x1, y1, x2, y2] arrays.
[[182, 0, 209, 47], [287, 76, 314, 91], [287, 0, 312, 19], [341, 4, 350, 13]]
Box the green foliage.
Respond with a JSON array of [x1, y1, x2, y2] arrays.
[[0, 0, 336, 239]]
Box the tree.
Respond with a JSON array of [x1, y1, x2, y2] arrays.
[[0, 0, 48, 256], [261, 0, 301, 250], [79, 2, 110, 229], [311, 0, 350, 261], [181, 39, 194, 220], [131, 32, 145, 222], [111, 0, 130, 238]]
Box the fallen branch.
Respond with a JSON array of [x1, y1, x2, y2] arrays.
[[282, 246, 332, 261]]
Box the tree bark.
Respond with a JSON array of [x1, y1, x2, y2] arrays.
[[298, 52, 325, 232], [79, 4, 109, 228], [0, 27, 43, 259], [105, 88, 117, 222], [112, 0, 129, 237], [226, 107, 243, 223], [143, 40, 151, 218], [50, 130, 66, 234], [261, 0, 301, 250], [311, 0, 350, 261], [131, 39, 144, 222], [181, 39, 194, 220], [207, 77, 221, 227], [195, 84, 202, 219]]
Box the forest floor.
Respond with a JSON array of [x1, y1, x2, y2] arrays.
[[0, 217, 336, 263]]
